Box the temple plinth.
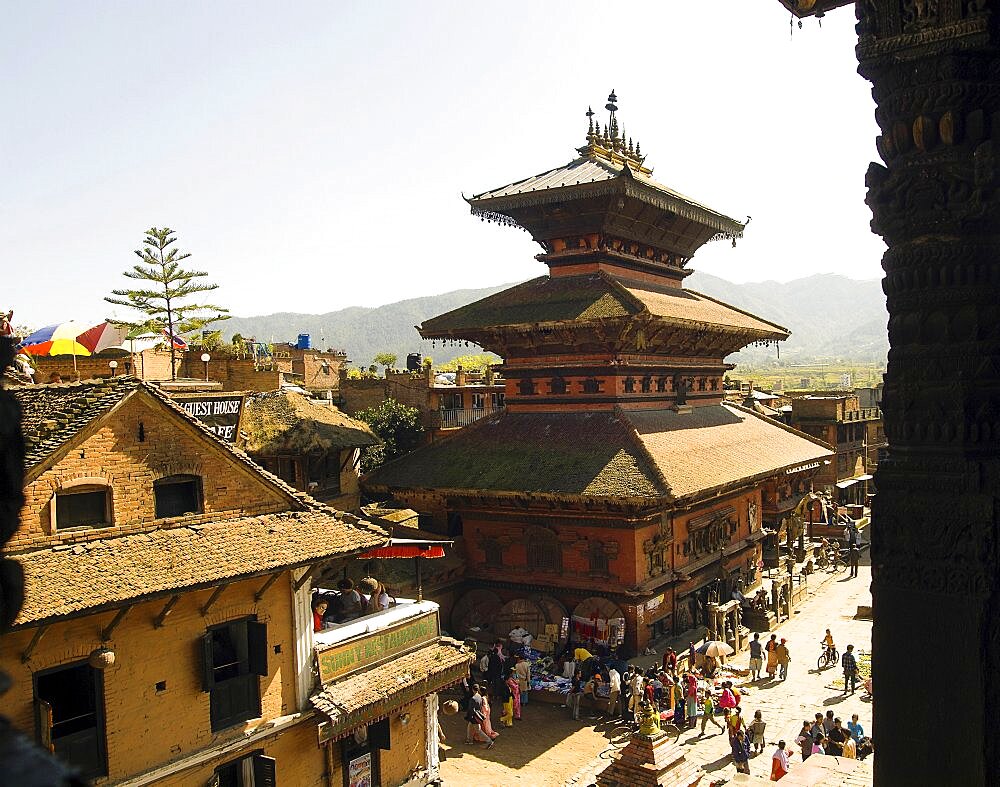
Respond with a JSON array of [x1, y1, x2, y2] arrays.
[[595, 731, 703, 787]]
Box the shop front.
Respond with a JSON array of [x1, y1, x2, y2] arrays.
[[311, 602, 473, 787]]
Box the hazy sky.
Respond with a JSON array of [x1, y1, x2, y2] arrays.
[[3, 1, 884, 328]]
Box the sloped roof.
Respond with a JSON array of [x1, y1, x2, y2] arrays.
[[242, 390, 379, 454], [365, 409, 667, 499], [13, 378, 139, 470], [420, 272, 788, 341], [12, 509, 387, 626], [366, 404, 832, 503], [469, 154, 744, 237], [311, 638, 472, 734], [626, 404, 832, 500]]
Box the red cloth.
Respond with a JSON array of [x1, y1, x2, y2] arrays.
[[313, 611, 324, 632]]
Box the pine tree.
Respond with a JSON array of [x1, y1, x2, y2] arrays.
[[105, 227, 229, 380]]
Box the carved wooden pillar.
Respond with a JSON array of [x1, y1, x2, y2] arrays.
[[857, 2, 1000, 783]]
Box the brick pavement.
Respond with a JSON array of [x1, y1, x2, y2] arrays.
[[438, 560, 873, 787]]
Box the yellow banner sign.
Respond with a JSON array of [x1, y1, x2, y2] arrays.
[[317, 612, 439, 684]]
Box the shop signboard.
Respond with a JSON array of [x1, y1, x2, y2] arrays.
[[316, 610, 439, 685]]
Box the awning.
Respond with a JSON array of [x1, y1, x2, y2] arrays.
[[357, 538, 452, 560], [311, 639, 472, 742], [835, 479, 860, 489], [854, 474, 874, 481]]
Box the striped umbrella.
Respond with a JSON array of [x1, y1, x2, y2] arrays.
[[19, 321, 92, 358], [76, 321, 129, 354]]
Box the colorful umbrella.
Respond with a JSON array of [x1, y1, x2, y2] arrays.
[[19, 321, 92, 358], [76, 321, 129, 354], [697, 640, 735, 658]]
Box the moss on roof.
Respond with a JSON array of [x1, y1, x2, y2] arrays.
[[420, 275, 637, 336], [365, 410, 666, 499], [242, 391, 379, 454]]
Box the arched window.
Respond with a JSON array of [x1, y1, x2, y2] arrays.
[[641, 376, 652, 393], [656, 377, 667, 393], [154, 474, 203, 518], [582, 378, 601, 394], [624, 377, 636, 393], [518, 378, 537, 396], [549, 377, 568, 395], [528, 529, 562, 572]]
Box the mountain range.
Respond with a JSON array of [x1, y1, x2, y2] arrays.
[[224, 272, 888, 368]]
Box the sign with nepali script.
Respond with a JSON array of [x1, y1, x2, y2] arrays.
[[174, 394, 244, 441], [316, 611, 439, 685]]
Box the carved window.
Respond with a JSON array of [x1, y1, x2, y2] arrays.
[[647, 548, 665, 576], [709, 378, 719, 391], [641, 376, 652, 393], [483, 538, 503, 568], [588, 541, 609, 575], [549, 377, 568, 395], [582, 378, 601, 394], [528, 530, 562, 573], [698, 377, 707, 391], [624, 377, 636, 393], [656, 377, 667, 393], [518, 379, 537, 396]]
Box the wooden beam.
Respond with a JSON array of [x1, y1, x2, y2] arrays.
[[253, 572, 282, 601], [21, 624, 49, 663], [101, 605, 132, 642], [153, 594, 181, 628], [200, 583, 229, 616], [293, 562, 325, 592]]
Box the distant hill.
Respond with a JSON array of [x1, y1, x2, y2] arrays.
[[225, 272, 887, 368]]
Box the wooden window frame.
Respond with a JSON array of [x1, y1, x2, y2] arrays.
[[51, 481, 113, 531], [154, 474, 204, 519], [202, 617, 268, 732], [33, 659, 108, 780]]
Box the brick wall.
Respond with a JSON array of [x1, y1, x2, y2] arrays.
[[0, 572, 307, 784], [15, 392, 291, 551], [33, 350, 176, 383]]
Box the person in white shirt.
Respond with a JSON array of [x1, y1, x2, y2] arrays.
[[771, 740, 791, 780], [607, 667, 621, 717]]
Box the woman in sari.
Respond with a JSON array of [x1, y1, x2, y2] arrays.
[[506, 668, 522, 721], [481, 688, 500, 739], [765, 634, 779, 678]]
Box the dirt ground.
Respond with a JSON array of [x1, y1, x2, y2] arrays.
[[438, 696, 622, 787]]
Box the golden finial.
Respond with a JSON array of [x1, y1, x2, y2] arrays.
[[586, 106, 595, 144], [635, 140, 642, 158], [628, 137, 635, 156]]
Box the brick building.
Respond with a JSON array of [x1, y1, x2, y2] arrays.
[[1, 378, 470, 785], [365, 103, 832, 655], [340, 365, 506, 441], [788, 394, 883, 507]]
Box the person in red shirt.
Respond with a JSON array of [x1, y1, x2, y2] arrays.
[[312, 599, 328, 633], [662, 647, 678, 677]]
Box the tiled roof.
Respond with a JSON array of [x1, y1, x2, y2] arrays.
[[365, 410, 668, 499], [366, 404, 833, 503], [626, 404, 833, 500], [13, 378, 139, 471], [242, 390, 379, 454], [420, 273, 787, 341], [12, 509, 387, 626], [469, 155, 744, 237], [311, 638, 472, 734]]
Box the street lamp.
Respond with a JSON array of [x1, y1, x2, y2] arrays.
[[108, 360, 118, 377], [200, 352, 211, 381]]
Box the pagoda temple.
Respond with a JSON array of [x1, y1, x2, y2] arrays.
[[365, 94, 833, 655]]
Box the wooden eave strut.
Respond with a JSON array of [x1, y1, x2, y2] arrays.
[[254, 572, 282, 601], [293, 562, 326, 592], [21, 624, 49, 663], [153, 594, 182, 628], [101, 604, 132, 642], [200, 583, 229, 616]]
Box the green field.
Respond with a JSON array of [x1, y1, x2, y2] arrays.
[[730, 362, 886, 393]]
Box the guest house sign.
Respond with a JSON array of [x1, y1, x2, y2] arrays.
[[316, 611, 439, 685], [174, 394, 244, 441]]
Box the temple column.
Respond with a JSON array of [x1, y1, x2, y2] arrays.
[[857, 4, 1000, 784]]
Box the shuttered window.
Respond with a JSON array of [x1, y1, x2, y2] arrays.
[[202, 618, 267, 731]]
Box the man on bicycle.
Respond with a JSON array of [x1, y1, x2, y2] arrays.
[[821, 629, 836, 660]]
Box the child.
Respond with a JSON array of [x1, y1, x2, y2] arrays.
[[749, 710, 767, 754], [700, 689, 724, 734]]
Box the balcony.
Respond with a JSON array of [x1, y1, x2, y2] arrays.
[[429, 405, 502, 429], [841, 407, 881, 422]]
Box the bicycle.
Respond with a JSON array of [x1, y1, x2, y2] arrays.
[[817, 644, 840, 670]]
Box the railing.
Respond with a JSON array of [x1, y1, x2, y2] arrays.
[[429, 405, 503, 429], [841, 407, 881, 422]]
